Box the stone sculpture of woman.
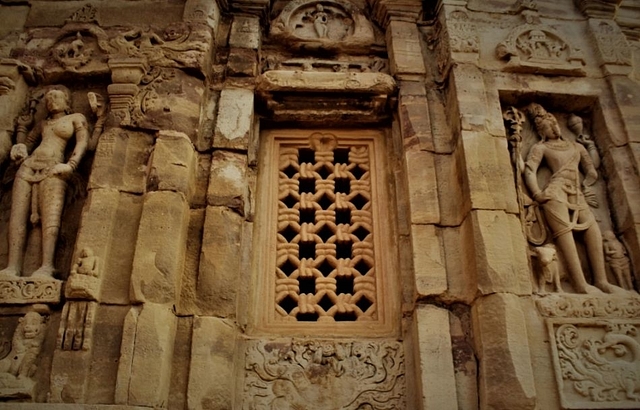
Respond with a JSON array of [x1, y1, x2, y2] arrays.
[[0, 86, 104, 279], [312, 4, 329, 38], [523, 103, 622, 294]]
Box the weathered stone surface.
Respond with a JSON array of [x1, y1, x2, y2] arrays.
[[122, 303, 176, 408], [168, 317, 192, 410], [213, 88, 254, 151], [149, 130, 197, 200], [89, 128, 154, 194], [207, 151, 248, 214], [442, 216, 477, 304], [178, 208, 205, 316], [449, 310, 478, 410], [387, 20, 426, 78], [399, 82, 434, 152], [229, 15, 261, 49], [460, 131, 519, 213], [471, 210, 532, 296], [197, 206, 243, 317], [130, 191, 190, 304], [183, 0, 220, 30], [0, 6, 28, 38], [472, 293, 537, 410], [412, 224, 447, 297], [435, 147, 471, 227], [227, 47, 258, 77], [415, 305, 458, 410], [405, 150, 440, 224], [187, 317, 237, 410]]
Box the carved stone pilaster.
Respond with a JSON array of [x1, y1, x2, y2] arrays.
[[588, 19, 633, 76], [107, 58, 148, 126], [368, 0, 423, 28]]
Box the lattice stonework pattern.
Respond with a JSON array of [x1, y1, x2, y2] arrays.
[[255, 130, 396, 334]]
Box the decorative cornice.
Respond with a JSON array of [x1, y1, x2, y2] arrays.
[[368, 0, 423, 28], [574, 0, 622, 20]]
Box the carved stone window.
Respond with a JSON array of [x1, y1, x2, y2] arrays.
[[252, 129, 397, 336]]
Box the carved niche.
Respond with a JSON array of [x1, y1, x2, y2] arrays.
[[503, 103, 637, 296], [243, 339, 406, 409], [270, 0, 375, 51], [496, 10, 586, 76]]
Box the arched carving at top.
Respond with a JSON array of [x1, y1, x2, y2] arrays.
[[270, 0, 375, 51]]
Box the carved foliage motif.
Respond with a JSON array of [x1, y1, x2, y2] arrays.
[[243, 340, 406, 409], [549, 320, 640, 408], [537, 294, 640, 319], [0, 278, 62, 304], [275, 133, 377, 322], [447, 10, 479, 54]]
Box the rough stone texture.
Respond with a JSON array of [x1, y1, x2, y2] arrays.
[[412, 224, 447, 297], [197, 206, 243, 317], [472, 293, 537, 410], [387, 20, 426, 78], [399, 82, 434, 152], [471, 210, 532, 296], [130, 191, 190, 304], [229, 15, 261, 49], [207, 151, 248, 214], [149, 130, 197, 201], [213, 88, 254, 151], [405, 150, 440, 224], [415, 305, 458, 410], [187, 317, 237, 410], [119, 304, 176, 408]]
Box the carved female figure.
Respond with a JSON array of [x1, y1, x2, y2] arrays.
[[0, 87, 89, 278], [523, 104, 622, 294], [311, 4, 329, 38]]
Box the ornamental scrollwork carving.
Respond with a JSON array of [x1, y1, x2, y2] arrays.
[[550, 321, 640, 408], [243, 340, 405, 409]]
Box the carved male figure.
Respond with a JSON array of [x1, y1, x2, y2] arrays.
[[524, 104, 622, 294], [0, 87, 89, 278]]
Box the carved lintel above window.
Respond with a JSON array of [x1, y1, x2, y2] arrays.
[[270, 0, 375, 52], [256, 70, 396, 123]]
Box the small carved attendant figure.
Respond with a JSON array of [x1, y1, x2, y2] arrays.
[[524, 103, 623, 294], [603, 230, 634, 290], [0, 87, 89, 279], [70, 247, 99, 278]]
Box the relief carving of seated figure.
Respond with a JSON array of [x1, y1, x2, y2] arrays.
[[0, 87, 89, 279], [523, 103, 624, 294]]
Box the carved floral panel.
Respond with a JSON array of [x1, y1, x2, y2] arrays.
[[253, 130, 397, 336], [548, 319, 640, 408], [242, 339, 406, 410]]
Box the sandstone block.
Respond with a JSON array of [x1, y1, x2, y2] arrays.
[[207, 151, 248, 214], [187, 317, 237, 410], [435, 147, 470, 227], [126, 304, 177, 407], [416, 305, 458, 410], [0, 5, 28, 38], [442, 217, 477, 304], [399, 86, 434, 152], [387, 20, 426, 78], [412, 224, 447, 297], [89, 128, 154, 194], [227, 47, 258, 77], [213, 88, 254, 151], [603, 145, 640, 232], [426, 87, 456, 154], [405, 150, 440, 224], [178, 208, 206, 316], [169, 317, 193, 410], [451, 64, 488, 132], [472, 293, 537, 410], [471, 210, 532, 296], [197, 206, 243, 317], [460, 130, 519, 213], [130, 191, 190, 304], [149, 130, 197, 201], [183, 0, 220, 30], [229, 15, 261, 49]]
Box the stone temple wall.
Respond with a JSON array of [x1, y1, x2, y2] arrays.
[[0, 0, 638, 409]]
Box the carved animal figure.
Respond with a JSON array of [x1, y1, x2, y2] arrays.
[[533, 244, 563, 294], [0, 312, 47, 379]]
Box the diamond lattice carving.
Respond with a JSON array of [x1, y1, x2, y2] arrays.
[[275, 132, 375, 322], [254, 130, 397, 335]]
